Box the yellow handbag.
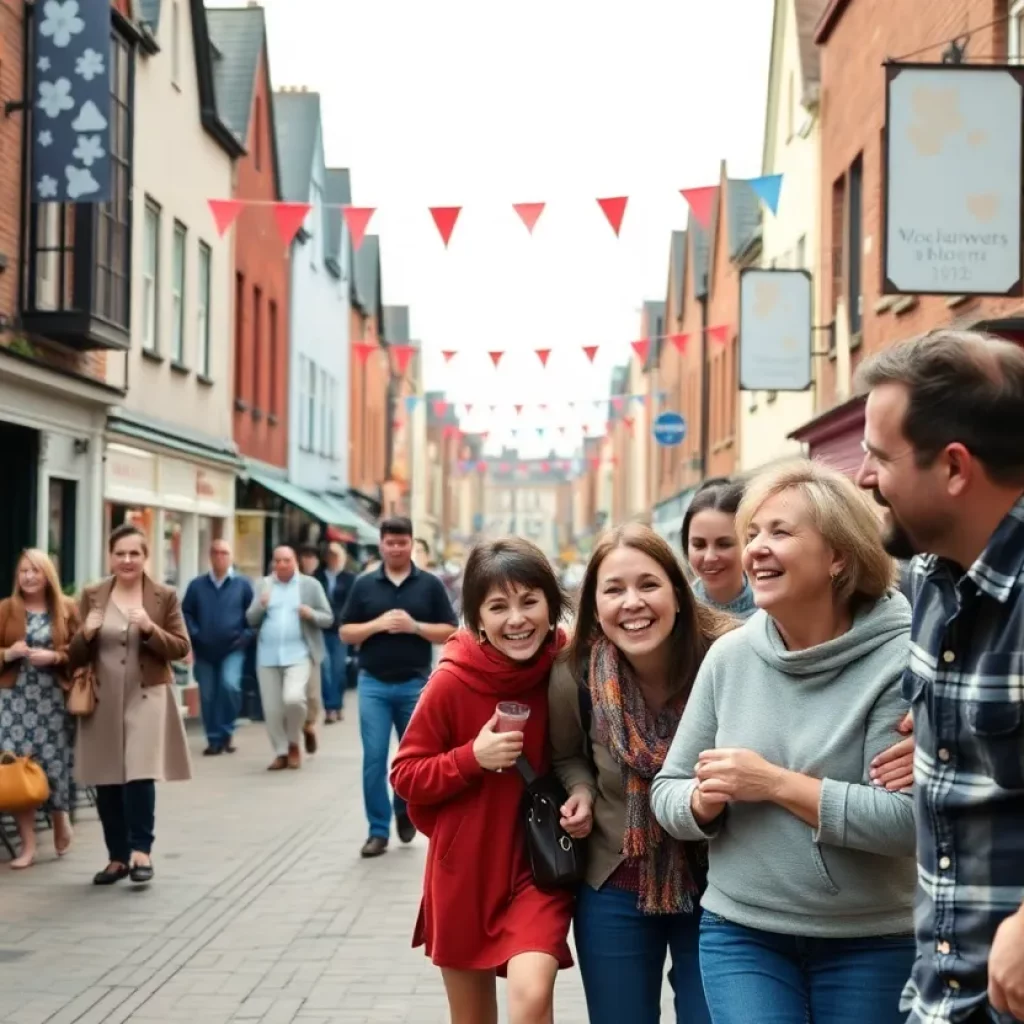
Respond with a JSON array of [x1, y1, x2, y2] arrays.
[[0, 752, 50, 813]]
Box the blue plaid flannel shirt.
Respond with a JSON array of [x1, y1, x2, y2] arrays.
[[901, 497, 1024, 1024]]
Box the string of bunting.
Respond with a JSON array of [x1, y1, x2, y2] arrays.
[[205, 174, 783, 247]]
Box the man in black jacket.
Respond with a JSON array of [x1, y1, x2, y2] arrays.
[[309, 542, 355, 724]]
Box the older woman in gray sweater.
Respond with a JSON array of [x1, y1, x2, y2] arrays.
[[651, 460, 917, 1024]]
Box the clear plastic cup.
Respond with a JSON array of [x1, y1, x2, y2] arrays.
[[495, 701, 531, 732]]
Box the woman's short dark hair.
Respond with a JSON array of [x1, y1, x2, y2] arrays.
[[108, 522, 148, 555], [461, 537, 567, 634], [681, 478, 745, 551]]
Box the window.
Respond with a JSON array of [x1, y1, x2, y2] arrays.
[[171, 1, 181, 86], [197, 242, 211, 377], [268, 299, 278, 416], [848, 154, 863, 335], [252, 286, 263, 412], [33, 203, 63, 311], [307, 359, 318, 450], [319, 368, 329, 454], [233, 272, 245, 402], [171, 222, 186, 363], [142, 200, 160, 352], [1012, 0, 1024, 61], [830, 173, 846, 327], [47, 478, 77, 588], [297, 355, 309, 449], [329, 377, 337, 458]]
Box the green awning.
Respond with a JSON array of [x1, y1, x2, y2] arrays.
[[247, 469, 361, 534], [319, 493, 379, 545]]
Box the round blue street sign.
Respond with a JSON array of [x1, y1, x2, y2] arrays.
[[653, 411, 687, 447]]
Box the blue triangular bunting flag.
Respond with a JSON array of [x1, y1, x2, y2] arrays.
[[746, 174, 783, 215], [404, 396, 418, 414]]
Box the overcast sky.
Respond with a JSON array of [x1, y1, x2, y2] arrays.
[[222, 0, 773, 456]]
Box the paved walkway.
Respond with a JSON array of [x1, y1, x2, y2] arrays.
[[1, 704, 673, 1023]]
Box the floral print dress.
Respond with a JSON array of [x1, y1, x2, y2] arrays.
[[0, 612, 72, 811]]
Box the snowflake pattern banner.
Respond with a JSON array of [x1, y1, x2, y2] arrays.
[[32, 0, 111, 204]]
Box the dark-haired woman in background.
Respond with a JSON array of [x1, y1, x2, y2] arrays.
[[391, 537, 573, 1024], [682, 478, 756, 619], [68, 523, 192, 887]]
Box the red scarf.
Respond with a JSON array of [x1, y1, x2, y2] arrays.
[[437, 627, 567, 698]]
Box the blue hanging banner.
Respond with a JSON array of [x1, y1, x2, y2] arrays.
[[746, 174, 783, 215], [32, 0, 112, 203], [404, 395, 418, 414]]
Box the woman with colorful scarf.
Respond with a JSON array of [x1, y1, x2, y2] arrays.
[[391, 538, 574, 1024], [548, 523, 735, 1023]]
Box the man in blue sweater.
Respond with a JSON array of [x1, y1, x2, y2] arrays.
[[182, 539, 255, 755]]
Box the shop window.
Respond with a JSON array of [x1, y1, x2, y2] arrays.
[[47, 478, 77, 590], [162, 510, 184, 589], [197, 516, 223, 568]]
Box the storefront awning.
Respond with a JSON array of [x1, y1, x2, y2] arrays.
[[319, 493, 379, 546], [246, 469, 366, 538]]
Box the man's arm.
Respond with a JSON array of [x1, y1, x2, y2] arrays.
[[412, 578, 459, 644], [181, 580, 201, 644], [338, 578, 385, 645]]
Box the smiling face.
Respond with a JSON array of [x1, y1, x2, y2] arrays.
[[479, 583, 551, 661], [594, 545, 679, 659], [742, 488, 843, 619], [687, 508, 743, 601], [17, 555, 47, 599], [110, 532, 147, 583]]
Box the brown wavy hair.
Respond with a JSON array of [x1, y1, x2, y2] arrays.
[[567, 523, 737, 695], [10, 549, 73, 649]]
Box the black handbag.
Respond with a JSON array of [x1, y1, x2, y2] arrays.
[[514, 755, 586, 891]]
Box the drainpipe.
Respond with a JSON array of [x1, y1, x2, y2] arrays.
[[698, 277, 710, 482]]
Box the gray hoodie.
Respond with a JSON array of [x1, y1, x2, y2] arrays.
[[650, 592, 916, 938]]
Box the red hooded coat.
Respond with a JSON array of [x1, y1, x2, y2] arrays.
[[390, 629, 574, 974]]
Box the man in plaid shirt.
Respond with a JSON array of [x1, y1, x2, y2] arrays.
[[856, 330, 1024, 1024]]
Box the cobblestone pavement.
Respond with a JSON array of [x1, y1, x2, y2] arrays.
[[0, 704, 673, 1023]]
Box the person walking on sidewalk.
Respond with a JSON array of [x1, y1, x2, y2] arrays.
[[340, 517, 458, 858], [312, 542, 355, 724], [247, 546, 332, 771], [856, 330, 1024, 1024], [181, 539, 254, 756]]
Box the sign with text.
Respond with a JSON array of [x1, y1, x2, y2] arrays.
[[883, 63, 1023, 297], [653, 411, 687, 446], [738, 268, 812, 392]]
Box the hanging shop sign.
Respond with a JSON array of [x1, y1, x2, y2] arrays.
[[738, 268, 813, 392], [883, 63, 1024, 297]]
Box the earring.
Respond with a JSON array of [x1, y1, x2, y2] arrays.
[[478, 629, 487, 645]]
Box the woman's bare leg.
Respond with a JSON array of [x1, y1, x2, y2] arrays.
[[506, 951, 559, 1024], [10, 810, 37, 869], [52, 810, 73, 855], [441, 967, 498, 1024]]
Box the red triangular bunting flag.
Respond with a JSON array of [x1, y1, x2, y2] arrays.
[[589, 456, 601, 470], [669, 333, 690, 354], [476, 460, 487, 473], [499, 462, 511, 473], [623, 417, 635, 433], [680, 186, 717, 231], [611, 397, 625, 412], [535, 348, 551, 367], [489, 350, 504, 368], [513, 202, 545, 234], [274, 202, 312, 245], [342, 206, 376, 250], [353, 342, 375, 364], [708, 324, 731, 345], [433, 399, 449, 417], [581, 423, 589, 435], [429, 206, 462, 247], [582, 345, 599, 363], [441, 349, 458, 363], [514, 404, 524, 415], [541, 461, 551, 473], [208, 198, 244, 236], [390, 344, 415, 375], [596, 196, 628, 236], [463, 403, 473, 415], [479, 430, 489, 440], [391, 419, 402, 431], [631, 339, 651, 364]]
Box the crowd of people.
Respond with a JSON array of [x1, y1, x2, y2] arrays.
[[2, 328, 1023, 1024]]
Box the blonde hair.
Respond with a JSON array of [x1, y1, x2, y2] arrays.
[[11, 549, 72, 648], [736, 459, 897, 609]]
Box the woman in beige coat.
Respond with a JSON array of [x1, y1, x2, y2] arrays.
[[67, 523, 192, 886]]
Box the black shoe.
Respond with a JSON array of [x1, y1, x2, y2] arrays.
[[93, 863, 130, 886], [203, 745, 223, 756], [360, 836, 388, 858], [223, 740, 237, 753], [396, 813, 417, 844], [129, 862, 154, 884]]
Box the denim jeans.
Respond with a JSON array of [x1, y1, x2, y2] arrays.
[[321, 631, 347, 712], [698, 911, 916, 1024], [193, 652, 245, 746], [358, 671, 423, 839], [95, 780, 156, 863], [574, 883, 711, 1024]]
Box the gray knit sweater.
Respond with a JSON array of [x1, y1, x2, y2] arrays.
[[650, 593, 917, 938]]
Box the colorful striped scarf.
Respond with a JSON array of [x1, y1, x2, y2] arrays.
[[588, 636, 697, 915]]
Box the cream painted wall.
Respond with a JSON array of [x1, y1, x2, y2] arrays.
[[118, 0, 234, 444], [625, 359, 649, 517], [739, 0, 818, 472]]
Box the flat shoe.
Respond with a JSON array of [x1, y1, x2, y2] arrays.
[[93, 864, 130, 885], [129, 863, 154, 884]]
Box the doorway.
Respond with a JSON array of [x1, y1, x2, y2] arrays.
[[0, 422, 39, 591]]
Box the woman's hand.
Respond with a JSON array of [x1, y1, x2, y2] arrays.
[[560, 786, 594, 838], [83, 608, 104, 639], [472, 711, 523, 771], [127, 608, 153, 636], [869, 712, 915, 791], [691, 782, 731, 825], [696, 748, 785, 804], [26, 648, 58, 667], [4, 640, 30, 662]]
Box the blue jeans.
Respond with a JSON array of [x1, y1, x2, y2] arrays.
[[193, 651, 245, 746], [698, 911, 916, 1024], [358, 672, 424, 839], [575, 883, 710, 1024], [321, 631, 347, 712]]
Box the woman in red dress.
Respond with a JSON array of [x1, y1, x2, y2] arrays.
[[390, 537, 573, 1024]]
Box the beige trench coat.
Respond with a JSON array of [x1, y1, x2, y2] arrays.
[[68, 575, 192, 786]]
